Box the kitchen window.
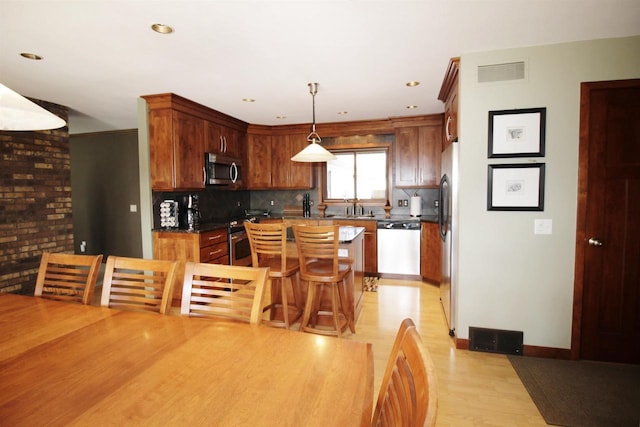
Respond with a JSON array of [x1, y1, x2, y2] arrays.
[[320, 146, 390, 204]]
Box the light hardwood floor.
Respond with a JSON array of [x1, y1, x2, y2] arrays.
[[349, 278, 546, 426], [95, 275, 546, 426]]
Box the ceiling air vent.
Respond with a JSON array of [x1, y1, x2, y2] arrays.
[[478, 61, 525, 83]]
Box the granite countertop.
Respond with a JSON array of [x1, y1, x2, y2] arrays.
[[153, 222, 227, 234], [153, 215, 439, 234], [282, 214, 439, 224]]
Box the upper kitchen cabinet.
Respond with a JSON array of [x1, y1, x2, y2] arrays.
[[205, 121, 243, 159], [392, 115, 443, 188], [142, 93, 248, 191], [246, 125, 314, 190], [438, 57, 460, 151], [246, 127, 273, 188]]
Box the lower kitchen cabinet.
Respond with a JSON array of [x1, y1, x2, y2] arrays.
[[153, 228, 229, 304], [420, 222, 441, 284]]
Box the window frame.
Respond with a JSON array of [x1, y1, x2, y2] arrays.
[[319, 142, 392, 206]]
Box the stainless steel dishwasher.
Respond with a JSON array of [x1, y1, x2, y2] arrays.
[[377, 220, 421, 275]]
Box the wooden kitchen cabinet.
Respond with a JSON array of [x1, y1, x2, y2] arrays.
[[438, 57, 460, 152], [246, 131, 273, 188], [143, 93, 248, 191], [246, 125, 314, 190], [147, 108, 205, 191], [393, 115, 443, 188], [420, 221, 441, 284], [205, 120, 243, 159], [272, 132, 314, 189], [153, 228, 228, 304]]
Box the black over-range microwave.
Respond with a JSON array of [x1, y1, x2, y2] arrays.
[[205, 153, 242, 186]]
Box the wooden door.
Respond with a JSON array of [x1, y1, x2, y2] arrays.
[[574, 79, 640, 364]]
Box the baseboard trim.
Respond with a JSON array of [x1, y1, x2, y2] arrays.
[[455, 338, 571, 359]]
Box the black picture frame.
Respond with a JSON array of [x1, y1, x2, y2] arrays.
[[488, 107, 546, 158], [487, 163, 545, 211]]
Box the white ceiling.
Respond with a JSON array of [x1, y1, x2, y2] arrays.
[[1, 1, 639, 134]]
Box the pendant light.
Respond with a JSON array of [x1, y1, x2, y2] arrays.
[[291, 82, 336, 162], [0, 83, 66, 131]]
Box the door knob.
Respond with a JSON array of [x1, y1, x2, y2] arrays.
[[588, 237, 603, 247]]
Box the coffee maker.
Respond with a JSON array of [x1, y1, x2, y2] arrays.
[[182, 194, 200, 230]]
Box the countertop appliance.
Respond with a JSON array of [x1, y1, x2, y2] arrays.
[[439, 139, 459, 337], [377, 220, 421, 275], [205, 153, 242, 186], [159, 200, 179, 228], [182, 194, 199, 231]]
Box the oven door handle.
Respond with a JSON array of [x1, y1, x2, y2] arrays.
[[230, 231, 247, 241]]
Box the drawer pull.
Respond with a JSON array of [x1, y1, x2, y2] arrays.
[[209, 249, 223, 256], [207, 235, 223, 241]]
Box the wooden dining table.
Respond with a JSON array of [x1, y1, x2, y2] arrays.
[[0, 293, 374, 426]]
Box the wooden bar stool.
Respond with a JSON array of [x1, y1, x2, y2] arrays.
[[292, 224, 354, 337], [245, 221, 303, 328]]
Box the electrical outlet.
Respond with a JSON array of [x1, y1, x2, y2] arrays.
[[403, 199, 409, 207], [397, 200, 402, 207], [236, 201, 241, 207], [270, 200, 274, 206]]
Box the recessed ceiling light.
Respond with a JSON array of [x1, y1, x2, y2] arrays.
[[276, 115, 287, 120], [242, 98, 255, 103], [20, 52, 43, 60], [406, 105, 418, 109], [406, 81, 420, 87], [337, 111, 348, 115], [151, 24, 173, 34]]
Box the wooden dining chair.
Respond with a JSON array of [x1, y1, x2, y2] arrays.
[[372, 318, 438, 427], [100, 256, 178, 314], [292, 224, 354, 337], [34, 252, 104, 305], [244, 221, 302, 328], [181, 262, 268, 325]]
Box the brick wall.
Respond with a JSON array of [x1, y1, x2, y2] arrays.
[[0, 99, 71, 294]]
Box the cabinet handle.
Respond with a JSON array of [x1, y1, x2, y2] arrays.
[[223, 136, 227, 153], [202, 166, 206, 186], [219, 136, 224, 153], [208, 249, 223, 257], [207, 235, 223, 241], [445, 115, 452, 141]]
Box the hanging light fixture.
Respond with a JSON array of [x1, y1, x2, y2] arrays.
[[0, 83, 66, 131], [291, 82, 336, 162]]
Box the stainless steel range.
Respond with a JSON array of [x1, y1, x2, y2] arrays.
[[228, 219, 252, 266]]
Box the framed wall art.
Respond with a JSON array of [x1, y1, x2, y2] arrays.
[[487, 163, 545, 211], [488, 107, 546, 158]]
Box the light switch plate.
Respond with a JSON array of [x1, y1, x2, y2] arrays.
[[129, 204, 137, 212], [534, 219, 552, 235]]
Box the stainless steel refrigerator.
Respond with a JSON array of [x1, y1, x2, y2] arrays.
[[439, 139, 459, 337]]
